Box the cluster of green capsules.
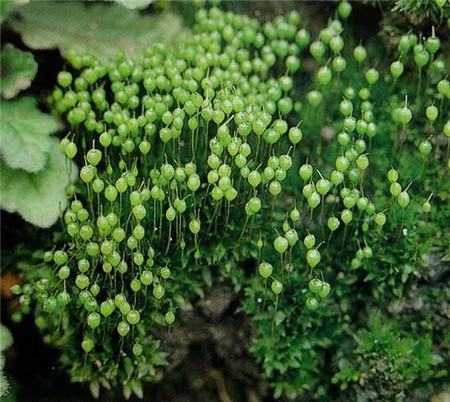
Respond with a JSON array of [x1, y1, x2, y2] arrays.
[[11, 0, 450, 396]]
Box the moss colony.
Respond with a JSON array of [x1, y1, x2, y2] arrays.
[[11, 2, 450, 401]]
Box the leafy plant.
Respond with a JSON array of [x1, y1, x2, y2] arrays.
[[0, 97, 59, 173], [0, 4, 80, 228], [0, 93, 75, 227], [392, 0, 450, 22], [7, 2, 187, 62], [332, 313, 435, 400], [0, 44, 37, 99], [4, 0, 450, 400], [0, 139, 77, 228]]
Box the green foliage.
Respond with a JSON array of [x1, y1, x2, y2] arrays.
[[0, 140, 77, 228], [0, 97, 59, 172], [0, 38, 75, 228], [7, 1, 450, 400], [392, 0, 450, 21], [0, 44, 37, 99], [0, 96, 75, 227], [8, 2, 187, 62], [332, 313, 435, 400]]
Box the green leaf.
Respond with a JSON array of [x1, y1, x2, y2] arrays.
[[8, 2, 187, 62], [113, 0, 153, 10], [0, 140, 76, 228], [0, 96, 59, 173], [0, 44, 38, 99]]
